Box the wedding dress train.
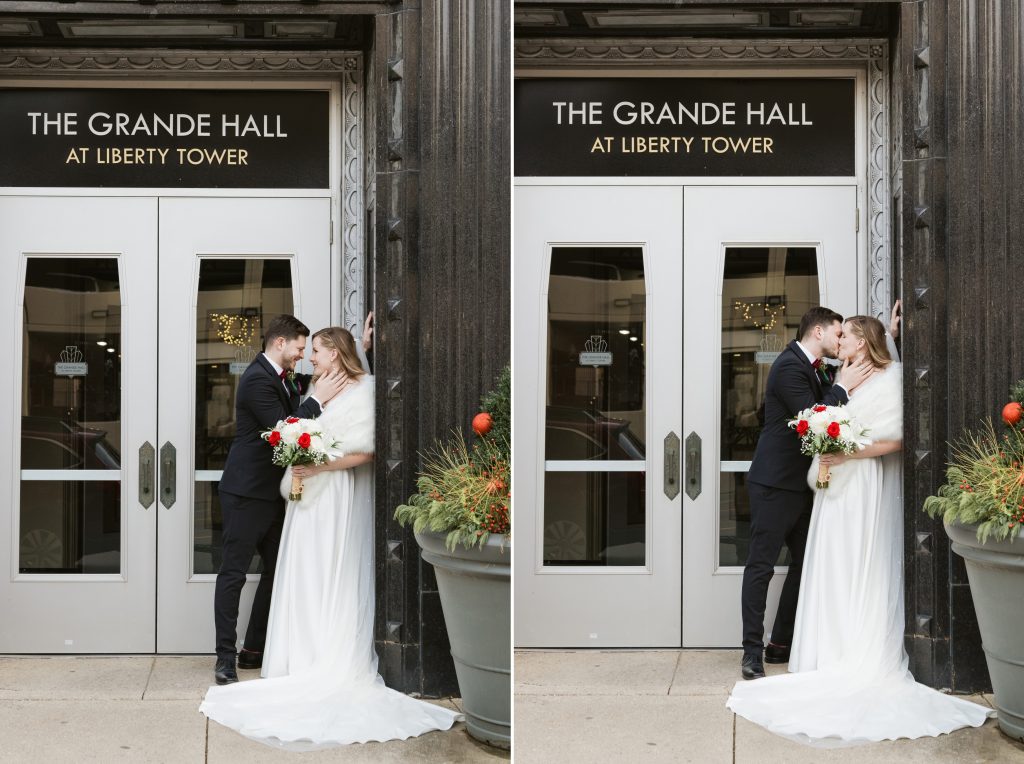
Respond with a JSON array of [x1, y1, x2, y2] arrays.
[[727, 362, 993, 746], [200, 376, 461, 750]]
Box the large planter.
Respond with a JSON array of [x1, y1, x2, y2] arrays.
[[945, 519, 1024, 742], [416, 531, 510, 749]]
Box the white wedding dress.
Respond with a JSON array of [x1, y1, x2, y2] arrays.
[[727, 361, 993, 746], [200, 376, 461, 750]]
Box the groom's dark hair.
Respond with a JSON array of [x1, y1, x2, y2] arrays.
[[263, 314, 310, 349], [798, 307, 843, 340]]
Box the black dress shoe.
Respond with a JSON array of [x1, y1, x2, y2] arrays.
[[237, 648, 263, 670], [764, 642, 791, 664], [741, 654, 765, 680], [214, 657, 238, 685]]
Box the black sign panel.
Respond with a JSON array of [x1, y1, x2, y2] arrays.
[[515, 78, 855, 177], [0, 89, 329, 188]]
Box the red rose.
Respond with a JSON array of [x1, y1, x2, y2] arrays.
[[813, 405, 827, 413], [298, 433, 312, 449], [827, 422, 841, 438], [286, 417, 299, 424], [796, 420, 809, 436], [268, 431, 281, 446]]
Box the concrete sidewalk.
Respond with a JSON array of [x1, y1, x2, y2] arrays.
[[0, 656, 509, 763], [515, 650, 1024, 763]]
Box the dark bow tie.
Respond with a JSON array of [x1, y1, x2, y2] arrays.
[[279, 369, 288, 380], [811, 358, 822, 369]]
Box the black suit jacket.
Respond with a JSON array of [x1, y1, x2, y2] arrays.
[[747, 341, 849, 492], [218, 354, 322, 501]]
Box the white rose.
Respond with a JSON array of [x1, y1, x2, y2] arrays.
[[809, 411, 829, 434]]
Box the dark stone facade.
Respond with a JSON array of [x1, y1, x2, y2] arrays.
[[899, 0, 1023, 693], [372, 1, 511, 696]]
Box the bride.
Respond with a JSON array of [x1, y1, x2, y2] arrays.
[[200, 327, 460, 750], [727, 315, 993, 746]]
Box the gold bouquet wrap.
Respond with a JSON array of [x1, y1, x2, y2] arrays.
[[816, 461, 831, 489], [290, 473, 304, 501]]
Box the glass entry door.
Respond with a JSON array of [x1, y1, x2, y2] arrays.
[[0, 196, 158, 652], [682, 185, 858, 646], [156, 197, 331, 652], [514, 185, 683, 647], [0, 196, 331, 653], [514, 183, 860, 648]]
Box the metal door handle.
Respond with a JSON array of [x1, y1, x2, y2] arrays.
[[663, 431, 680, 500], [139, 441, 155, 508], [160, 441, 176, 509], [685, 431, 702, 500]]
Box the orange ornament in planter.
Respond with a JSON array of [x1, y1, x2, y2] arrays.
[[1003, 402, 1023, 427], [472, 412, 493, 436]]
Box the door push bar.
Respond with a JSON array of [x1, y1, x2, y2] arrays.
[[139, 441, 155, 508], [685, 431, 702, 501], [663, 431, 680, 500], [160, 441, 176, 509]]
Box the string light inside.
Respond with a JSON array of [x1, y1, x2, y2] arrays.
[[210, 313, 258, 348]]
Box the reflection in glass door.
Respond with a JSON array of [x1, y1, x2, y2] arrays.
[[193, 259, 295, 577], [719, 246, 820, 568], [21, 258, 124, 575], [544, 246, 646, 567]]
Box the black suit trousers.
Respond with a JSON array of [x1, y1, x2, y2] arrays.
[[740, 481, 814, 657], [213, 489, 285, 660]]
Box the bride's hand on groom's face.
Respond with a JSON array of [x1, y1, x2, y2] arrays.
[[313, 370, 344, 403], [837, 358, 873, 391]]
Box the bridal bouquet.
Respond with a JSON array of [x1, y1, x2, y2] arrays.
[[789, 404, 870, 488], [261, 417, 331, 500]]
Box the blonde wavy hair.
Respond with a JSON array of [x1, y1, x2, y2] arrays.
[[310, 326, 366, 381], [843, 315, 892, 369]]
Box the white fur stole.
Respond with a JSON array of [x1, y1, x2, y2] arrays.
[[807, 364, 902, 491], [280, 375, 375, 502]]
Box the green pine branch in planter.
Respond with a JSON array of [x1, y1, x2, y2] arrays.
[[395, 367, 511, 551], [479, 366, 510, 459], [923, 379, 1024, 543]]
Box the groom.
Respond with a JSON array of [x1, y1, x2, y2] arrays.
[[739, 307, 872, 680], [212, 314, 345, 685]]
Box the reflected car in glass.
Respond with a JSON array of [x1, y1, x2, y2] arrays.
[[19, 417, 121, 574], [543, 407, 646, 566]]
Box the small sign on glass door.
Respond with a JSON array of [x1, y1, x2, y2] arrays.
[[54, 345, 88, 377], [579, 335, 612, 367]]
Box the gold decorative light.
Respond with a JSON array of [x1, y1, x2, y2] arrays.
[[210, 313, 258, 348], [733, 299, 786, 331]]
